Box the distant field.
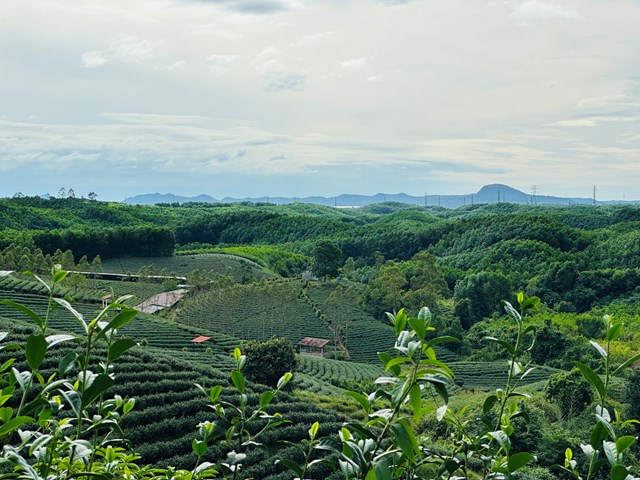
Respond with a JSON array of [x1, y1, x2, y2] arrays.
[[304, 282, 448, 363], [175, 279, 331, 342], [449, 361, 561, 390], [101, 253, 272, 281], [297, 354, 383, 386]]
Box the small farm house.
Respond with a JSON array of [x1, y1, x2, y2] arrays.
[[191, 336, 211, 344], [298, 337, 331, 357]]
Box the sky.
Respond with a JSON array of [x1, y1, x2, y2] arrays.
[[1, 0, 639, 201]]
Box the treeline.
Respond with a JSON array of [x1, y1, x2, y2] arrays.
[[0, 243, 102, 272], [0, 226, 175, 260], [175, 211, 355, 245], [32, 227, 175, 259]]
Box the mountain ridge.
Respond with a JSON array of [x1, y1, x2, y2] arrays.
[[125, 184, 636, 208]]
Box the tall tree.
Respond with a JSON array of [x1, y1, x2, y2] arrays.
[[311, 240, 343, 278]]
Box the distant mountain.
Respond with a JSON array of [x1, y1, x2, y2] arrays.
[[125, 184, 634, 208], [124, 193, 217, 204]]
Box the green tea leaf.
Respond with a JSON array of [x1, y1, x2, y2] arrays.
[[0, 415, 33, 437], [109, 338, 137, 361], [611, 465, 628, 480], [346, 391, 371, 414], [574, 361, 605, 401], [192, 439, 207, 457], [615, 435, 635, 455], [231, 370, 245, 393], [209, 385, 223, 403], [259, 391, 274, 408], [484, 337, 516, 356], [26, 334, 47, 370], [508, 452, 533, 473], [483, 394, 499, 414], [391, 420, 419, 460], [408, 317, 426, 341], [82, 374, 114, 406], [97, 309, 137, 340]]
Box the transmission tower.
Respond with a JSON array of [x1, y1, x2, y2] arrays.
[[530, 185, 539, 205]]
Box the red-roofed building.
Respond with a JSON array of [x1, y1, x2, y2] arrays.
[[191, 336, 211, 344], [298, 337, 331, 357]]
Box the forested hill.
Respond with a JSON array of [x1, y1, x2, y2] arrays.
[[2, 196, 640, 315]]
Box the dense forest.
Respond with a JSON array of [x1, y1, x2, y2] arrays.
[[1, 196, 640, 479]]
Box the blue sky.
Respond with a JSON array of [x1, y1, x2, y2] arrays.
[[1, 0, 639, 201]]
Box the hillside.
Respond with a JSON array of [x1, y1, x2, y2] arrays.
[[1, 200, 640, 478]]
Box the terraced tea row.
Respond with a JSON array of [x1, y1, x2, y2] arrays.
[[449, 361, 560, 390], [0, 274, 168, 304], [175, 281, 333, 343], [0, 290, 239, 355], [0, 315, 346, 478], [297, 355, 383, 384], [101, 253, 271, 281]]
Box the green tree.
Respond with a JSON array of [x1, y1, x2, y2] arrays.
[[241, 337, 298, 387], [454, 271, 512, 328], [362, 261, 407, 318], [311, 239, 343, 278], [90, 254, 102, 271], [545, 368, 592, 419]]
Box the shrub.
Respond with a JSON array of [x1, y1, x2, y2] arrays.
[[241, 337, 299, 387]]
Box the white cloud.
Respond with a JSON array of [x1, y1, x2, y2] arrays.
[[207, 54, 240, 76], [547, 119, 598, 127], [155, 60, 188, 72], [81, 51, 108, 68], [509, 1, 583, 25], [578, 94, 629, 109], [3, 0, 640, 198], [265, 72, 306, 92], [252, 46, 286, 73], [109, 35, 159, 63], [81, 35, 160, 69], [190, 24, 244, 39], [340, 57, 367, 69], [298, 31, 334, 44], [100, 113, 209, 125]]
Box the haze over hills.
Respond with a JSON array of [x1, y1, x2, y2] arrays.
[[125, 184, 636, 209]]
